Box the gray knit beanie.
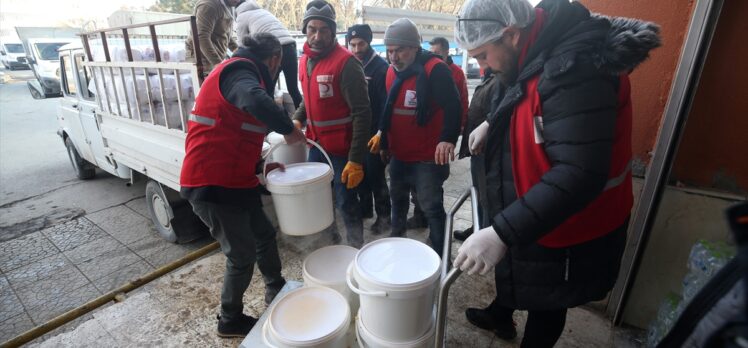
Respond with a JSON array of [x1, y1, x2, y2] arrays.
[[302, 0, 337, 34], [384, 18, 421, 47]]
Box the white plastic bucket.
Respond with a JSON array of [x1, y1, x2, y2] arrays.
[[263, 286, 351, 348], [347, 238, 441, 342], [266, 131, 308, 165], [356, 309, 436, 348], [265, 140, 334, 236], [303, 245, 359, 318]]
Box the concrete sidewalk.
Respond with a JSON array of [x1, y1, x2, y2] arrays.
[[19, 157, 645, 347]]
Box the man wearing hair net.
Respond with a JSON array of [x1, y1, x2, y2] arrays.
[[453, 0, 661, 345]]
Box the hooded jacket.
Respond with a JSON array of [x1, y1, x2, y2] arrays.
[[235, 1, 294, 46], [485, 0, 661, 310]]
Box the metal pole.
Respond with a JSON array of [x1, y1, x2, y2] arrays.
[[2, 242, 219, 348]]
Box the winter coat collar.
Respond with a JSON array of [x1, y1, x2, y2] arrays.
[[489, 0, 661, 123]]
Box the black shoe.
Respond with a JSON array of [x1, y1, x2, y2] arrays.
[[216, 313, 258, 338], [465, 307, 517, 340], [265, 279, 286, 305], [406, 215, 428, 229], [454, 226, 474, 242], [370, 217, 390, 235], [362, 208, 374, 219]]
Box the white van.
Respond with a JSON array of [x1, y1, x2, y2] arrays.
[[0, 40, 29, 70]]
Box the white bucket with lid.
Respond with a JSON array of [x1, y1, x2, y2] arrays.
[[356, 309, 436, 348], [265, 140, 334, 236], [262, 286, 351, 348], [346, 238, 441, 342], [303, 245, 359, 318], [266, 131, 308, 165]]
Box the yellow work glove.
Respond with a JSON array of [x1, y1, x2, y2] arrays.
[[341, 161, 364, 189], [368, 131, 382, 154]]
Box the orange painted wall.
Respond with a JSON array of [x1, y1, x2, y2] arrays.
[[671, 0, 748, 193], [579, 0, 696, 174]]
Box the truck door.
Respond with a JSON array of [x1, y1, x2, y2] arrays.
[[71, 52, 117, 174], [59, 50, 96, 164]]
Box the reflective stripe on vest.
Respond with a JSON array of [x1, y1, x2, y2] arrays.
[[604, 160, 632, 191], [311, 116, 353, 127], [189, 114, 215, 126], [393, 108, 416, 116], [190, 114, 266, 134], [240, 123, 267, 133]]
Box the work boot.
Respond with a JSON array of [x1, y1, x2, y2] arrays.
[[361, 206, 374, 219], [370, 216, 391, 235], [216, 313, 258, 338], [465, 307, 517, 340], [406, 214, 428, 229], [265, 279, 287, 305], [454, 225, 474, 241]]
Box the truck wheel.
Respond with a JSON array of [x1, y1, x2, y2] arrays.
[[145, 180, 208, 244], [65, 138, 95, 179]]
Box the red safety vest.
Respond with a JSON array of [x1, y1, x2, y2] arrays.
[[299, 44, 354, 157], [180, 57, 268, 189], [385, 56, 446, 162], [511, 74, 634, 248]]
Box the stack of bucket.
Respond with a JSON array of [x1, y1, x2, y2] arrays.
[[348, 238, 441, 347], [262, 245, 359, 348]]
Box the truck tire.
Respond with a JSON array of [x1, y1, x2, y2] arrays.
[[145, 180, 208, 244], [65, 137, 95, 179]]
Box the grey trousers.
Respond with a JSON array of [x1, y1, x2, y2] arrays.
[[190, 200, 284, 321]]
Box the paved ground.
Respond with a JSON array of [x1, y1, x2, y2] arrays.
[[18, 158, 644, 348], [0, 67, 213, 344]]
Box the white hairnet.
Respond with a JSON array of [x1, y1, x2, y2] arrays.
[[454, 0, 536, 51]]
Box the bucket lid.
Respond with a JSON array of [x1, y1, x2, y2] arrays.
[[266, 162, 331, 186], [355, 238, 440, 288], [303, 245, 358, 284], [269, 287, 349, 343]]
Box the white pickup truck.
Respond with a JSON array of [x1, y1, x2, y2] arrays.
[[55, 17, 277, 243]]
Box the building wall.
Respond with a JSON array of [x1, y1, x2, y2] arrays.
[[580, 0, 696, 175], [671, 0, 748, 193]]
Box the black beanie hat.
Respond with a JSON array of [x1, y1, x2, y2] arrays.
[[302, 0, 337, 34], [346, 24, 373, 45]]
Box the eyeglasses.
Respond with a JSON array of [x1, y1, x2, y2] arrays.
[[455, 17, 507, 33]]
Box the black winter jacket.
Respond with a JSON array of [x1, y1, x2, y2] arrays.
[[485, 0, 661, 310]]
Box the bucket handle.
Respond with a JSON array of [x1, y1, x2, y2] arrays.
[[346, 263, 387, 297], [262, 138, 333, 179], [262, 321, 280, 348]]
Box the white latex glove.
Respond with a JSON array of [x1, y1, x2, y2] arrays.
[[454, 226, 507, 275], [469, 121, 490, 155]]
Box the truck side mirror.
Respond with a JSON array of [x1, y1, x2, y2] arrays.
[[0, 50, 6, 55], [18, 57, 29, 64]]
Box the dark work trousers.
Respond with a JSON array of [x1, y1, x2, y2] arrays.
[[389, 159, 449, 256], [491, 303, 568, 348], [189, 200, 284, 322], [309, 146, 364, 248], [357, 151, 391, 219], [279, 42, 302, 109]]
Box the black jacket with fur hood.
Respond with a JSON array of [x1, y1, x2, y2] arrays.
[[483, 0, 661, 310]]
